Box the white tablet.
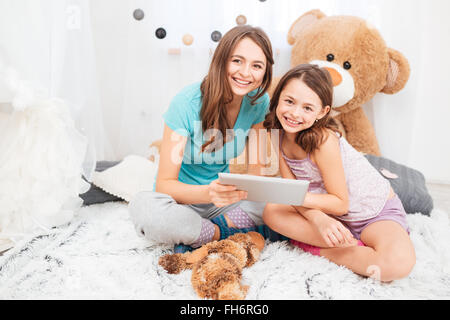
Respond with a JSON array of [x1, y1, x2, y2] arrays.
[[218, 172, 309, 206]]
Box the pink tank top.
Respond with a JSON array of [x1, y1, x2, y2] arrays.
[[281, 133, 390, 222]]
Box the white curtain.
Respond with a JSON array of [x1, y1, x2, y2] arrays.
[[48, 0, 111, 166], [0, 0, 50, 99], [0, 0, 102, 246], [0, 0, 109, 165], [1, 0, 449, 182]]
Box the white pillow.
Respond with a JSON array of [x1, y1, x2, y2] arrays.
[[92, 155, 158, 202]]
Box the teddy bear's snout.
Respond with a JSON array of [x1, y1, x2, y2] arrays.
[[324, 67, 343, 86], [310, 60, 355, 108]]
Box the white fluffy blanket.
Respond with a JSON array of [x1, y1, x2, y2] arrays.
[[1, 202, 450, 299]]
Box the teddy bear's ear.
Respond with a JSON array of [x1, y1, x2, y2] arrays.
[[287, 9, 326, 45], [159, 253, 190, 274], [381, 48, 410, 94]]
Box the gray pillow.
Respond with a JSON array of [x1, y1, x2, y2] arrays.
[[79, 161, 122, 206], [364, 154, 433, 216]]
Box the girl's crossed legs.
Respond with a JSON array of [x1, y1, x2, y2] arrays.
[[263, 203, 415, 282]]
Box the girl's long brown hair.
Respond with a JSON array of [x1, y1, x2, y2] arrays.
[[200, 25, 274, 152], [263, 64, 341, 154]]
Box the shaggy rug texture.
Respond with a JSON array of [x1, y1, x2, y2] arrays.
[[1, 202, 450, 300]]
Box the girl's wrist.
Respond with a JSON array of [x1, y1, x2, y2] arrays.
[[311, 212, 327, 224], [295, 206, 322, 224], [306, 211, 324, 225], [204, 184, 213, 203]]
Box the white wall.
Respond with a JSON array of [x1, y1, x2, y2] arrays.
[[365, 0, 450, 184], [408, 0, 450, 184]]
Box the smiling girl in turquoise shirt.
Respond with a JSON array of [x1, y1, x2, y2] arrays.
[[129, 25, 274, 249]]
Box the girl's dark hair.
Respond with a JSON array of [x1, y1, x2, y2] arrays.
[[263, 64, 341, 154], [200, 25, 274, 152]]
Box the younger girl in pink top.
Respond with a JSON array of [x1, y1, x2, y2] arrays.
[[260, 64, 415, 281]]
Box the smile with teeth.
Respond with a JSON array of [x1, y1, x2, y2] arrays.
[[284, 116, 302, 126], [233, 77, 251, 86]]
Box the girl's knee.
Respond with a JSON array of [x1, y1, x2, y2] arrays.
[[128, 191, 172, 240], [375, 248, 416, 281], [262, 203, 278, 223], [263, 203, 311, 227], [129, 192, 154, 221]]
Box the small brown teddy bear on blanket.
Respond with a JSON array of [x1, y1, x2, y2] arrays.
[[158, 232, 265, 300]]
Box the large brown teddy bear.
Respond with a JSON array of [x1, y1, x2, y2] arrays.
[[159, 231, 265, 300], [275, 9, 411, 156]]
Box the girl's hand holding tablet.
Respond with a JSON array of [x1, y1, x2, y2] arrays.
[[208, 179, 248, 207]]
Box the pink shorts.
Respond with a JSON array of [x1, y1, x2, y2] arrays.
[[341, 195, 410, 240]]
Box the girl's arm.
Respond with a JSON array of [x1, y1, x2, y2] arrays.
[[156, 124, 209, 204], [300, 132, 349, 216], [156, 124, 245, 205]]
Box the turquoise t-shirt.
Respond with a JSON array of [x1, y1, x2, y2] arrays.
[[163, 82, 270, 186]]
